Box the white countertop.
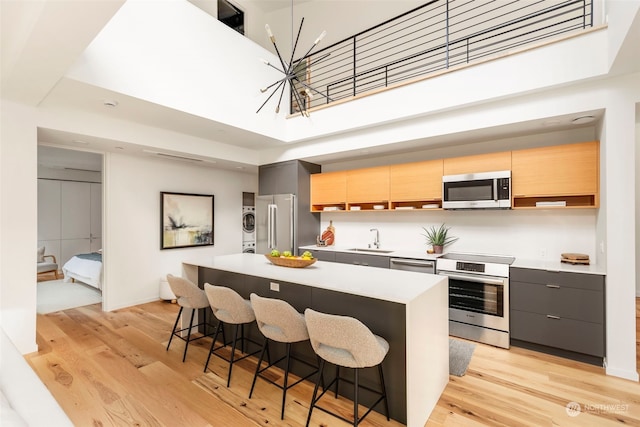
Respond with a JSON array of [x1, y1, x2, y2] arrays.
[[511, 258, 606, 275], [301, 245, 607, 275], [184, 253, 446, 304], [299, 245, 441, 261]]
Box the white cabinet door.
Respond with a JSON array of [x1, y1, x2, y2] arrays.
[[38, 180, 102, 268], [38, 180, 61, 241], [90, 183, 102, 252], [61, 181, 91, 239], [61, 239, 91, 268]]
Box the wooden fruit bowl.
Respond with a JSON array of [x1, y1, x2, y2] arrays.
[[264, 254, 317, 268]]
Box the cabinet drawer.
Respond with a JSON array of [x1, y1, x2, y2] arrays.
[[335, 252, 390, 268], [511, 281, 603, 323], [510, 268, 604, 291], [301, 249, 336, 262], [511, 310, 604, 356]]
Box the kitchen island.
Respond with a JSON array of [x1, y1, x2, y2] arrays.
[[183, 253, 449, 427]]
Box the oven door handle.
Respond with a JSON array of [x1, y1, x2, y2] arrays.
[[441, 273, 505, 286]]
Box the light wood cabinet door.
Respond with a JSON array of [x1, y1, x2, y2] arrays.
[[443, 151, 511, 175], [512, 141, 599, 197], [390, 159, 443, 201], [346, 166, 389, 202], [310, 171, 346, 205]]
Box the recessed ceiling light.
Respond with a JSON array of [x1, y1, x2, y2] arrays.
[[571, 115, 595, 124], [103, 99, 119, 107]]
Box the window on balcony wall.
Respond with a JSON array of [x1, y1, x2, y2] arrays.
[[218, 0, 244, 35]]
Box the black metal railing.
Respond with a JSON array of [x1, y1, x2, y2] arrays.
[[291, 0, 593, 114]]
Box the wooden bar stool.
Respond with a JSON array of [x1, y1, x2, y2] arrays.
[[203, 283, 261, 387], [248, 293, 319, 420], [165, 274, 215, 362], [304, 308, 390, 427]]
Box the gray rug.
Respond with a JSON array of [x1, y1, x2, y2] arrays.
[[449, 338, 476, 376], [37, 279, 102, 314]]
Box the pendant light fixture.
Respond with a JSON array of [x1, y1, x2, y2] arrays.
[[257, 1, 331, 117]]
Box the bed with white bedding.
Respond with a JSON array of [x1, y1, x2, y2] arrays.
[[62, 252, 103, 290]]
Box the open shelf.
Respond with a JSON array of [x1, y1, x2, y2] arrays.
[[512, 195, 597, 209], [390, 200, 442, 210]]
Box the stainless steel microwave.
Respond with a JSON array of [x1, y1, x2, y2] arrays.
[[442, 170, 511, 209]]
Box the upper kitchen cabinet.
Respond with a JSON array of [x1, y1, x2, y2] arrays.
[[310, 171, 347, 212], [511, 141, 599, 208], [443, 151, 511, 175], [389, 159, 443, 209], [346, 166, 390, 210]]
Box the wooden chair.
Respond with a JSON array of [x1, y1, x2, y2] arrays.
[[37, 251, 59, 280]]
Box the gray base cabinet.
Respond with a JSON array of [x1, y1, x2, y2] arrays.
[[510, 267, 605, 363], [300, 248, 336, 262], [299, 248, 391, 268], [335, 252, 391, 268]]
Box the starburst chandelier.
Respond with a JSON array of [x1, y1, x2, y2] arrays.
[[257, 15, 332, 117]]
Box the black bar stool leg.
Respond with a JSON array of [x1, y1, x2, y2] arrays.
[[334, 365, 340, 398], [249, 338, 269, 398], [166, 306, 183, 351], [306, 358, 325, 427], [182, 308, 196, 362], [204, 321, 222, 372], [227, 324, 240, 387], [378, 364, 390, 420], [353, 368, 360, 427], [280, 342, 292, 419]]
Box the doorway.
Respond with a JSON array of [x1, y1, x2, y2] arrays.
[[36, 145, 104, 313]]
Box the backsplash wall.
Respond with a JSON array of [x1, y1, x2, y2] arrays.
[[319, 209, 597, 263]]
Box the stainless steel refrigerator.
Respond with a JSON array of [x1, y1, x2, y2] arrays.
[[256, 194, 296, 254]]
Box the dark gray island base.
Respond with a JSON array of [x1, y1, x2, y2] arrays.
[[184, 254, 448, 426]]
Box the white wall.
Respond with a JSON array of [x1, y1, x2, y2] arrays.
[[0, 100, 38, 353], [320, 210, 596, 262], [103, 153, 257, 311]]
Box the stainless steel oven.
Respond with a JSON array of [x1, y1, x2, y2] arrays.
[[437, 253, 514, 349]]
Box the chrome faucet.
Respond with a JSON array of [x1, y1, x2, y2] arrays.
[[369, 228, 380, 249]]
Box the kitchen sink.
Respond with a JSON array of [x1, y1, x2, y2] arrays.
[[346, 248, 395, 254]]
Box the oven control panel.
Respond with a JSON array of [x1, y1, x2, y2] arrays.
[[456, 262, 485, 273]]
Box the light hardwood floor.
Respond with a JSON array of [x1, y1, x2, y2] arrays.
[[26, 299, 640, 426]]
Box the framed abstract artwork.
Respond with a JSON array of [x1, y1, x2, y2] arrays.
[[161, 192, 214, 249]]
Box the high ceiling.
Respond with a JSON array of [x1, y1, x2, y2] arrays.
[[2, 1, 636, 173]]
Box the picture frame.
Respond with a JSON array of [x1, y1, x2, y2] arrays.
[[161, 192, 214, 250]]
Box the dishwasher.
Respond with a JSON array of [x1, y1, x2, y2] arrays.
[[390, 258, 435, 274]]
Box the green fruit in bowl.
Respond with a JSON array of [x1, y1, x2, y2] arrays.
[[302, 251, 313, 259], [270, 249, 280, 257], [282, 251, 293, 258]]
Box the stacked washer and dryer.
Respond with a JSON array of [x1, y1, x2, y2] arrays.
[[242, 192, 255, 253]]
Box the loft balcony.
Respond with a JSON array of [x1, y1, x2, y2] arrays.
[[289, 0, 595, 115]]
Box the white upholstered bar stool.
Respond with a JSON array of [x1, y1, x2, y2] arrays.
[[304, 308, 390, 427], [248, 293, 320, 420], [165, 274, 213, 362], [203, 283, 261, 387]]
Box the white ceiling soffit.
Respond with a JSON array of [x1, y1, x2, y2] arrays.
[[37, 128, 259, 174], [40, 78, 284, 151], [38, 145, 103, 172]]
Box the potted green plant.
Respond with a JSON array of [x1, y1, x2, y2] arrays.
[[421, 223, 458, 254]]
